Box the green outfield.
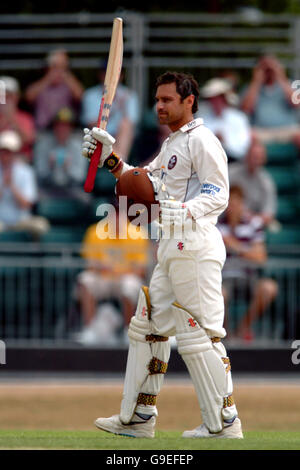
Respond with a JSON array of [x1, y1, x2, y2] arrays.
[[0, 430, 299, 450]]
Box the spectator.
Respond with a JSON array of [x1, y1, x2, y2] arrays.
[[220, 69, 241, 100], [240, 54, 300, 146], [197, 78, 251, 162], [218, 185, 278, 341], [0, 76, 35, 160], [81, 66, 140, 161], [228, 138, 277, 228], [0, 130, 49, 238], [34, 107, 88, 201], [25, 49, 83, 130], [75, 207, 151, 345]]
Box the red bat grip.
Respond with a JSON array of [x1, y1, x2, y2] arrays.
[[83, 141, 103, 193]]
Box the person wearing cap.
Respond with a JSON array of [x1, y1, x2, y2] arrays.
[[196, 78, 252, 162], [81, 66, 140, 161], [0, 130, 49, 238], [0, 76, 35, 160], [25, 49, 83, 130], [34, 107, 88, 201]]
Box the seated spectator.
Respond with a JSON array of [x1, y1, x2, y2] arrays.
[[25, 49, 83, 130], [240, 54, 300, 146], [228, 138, 278, 228], [34, 107, 88, 201], [196, 78, 251, 162], [218, 185, 278, 341], [0, 76, 35, 160], [0, 130, 49, 238], [75, 207, 151, 345], [81, 66, 140, 161]]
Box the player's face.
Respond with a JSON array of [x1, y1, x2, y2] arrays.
[[155, 83, 192, 131]]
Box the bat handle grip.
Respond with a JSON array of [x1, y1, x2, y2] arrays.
[[84, 142, 103, 193]]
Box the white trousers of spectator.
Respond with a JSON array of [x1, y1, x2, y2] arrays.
[[77, 271, 143, 304]]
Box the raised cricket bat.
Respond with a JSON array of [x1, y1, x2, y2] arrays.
[[84, 17, 123, 193]]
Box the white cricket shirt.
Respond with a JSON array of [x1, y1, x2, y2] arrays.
[[121, 118, 229, 227]]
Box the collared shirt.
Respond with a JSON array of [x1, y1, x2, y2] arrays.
[[121, 118, 229, 227]]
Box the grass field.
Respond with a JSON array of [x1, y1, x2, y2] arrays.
[[0, 379, 299, 450], [0, 429, 300, 450]]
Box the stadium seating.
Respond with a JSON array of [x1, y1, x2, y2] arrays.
[[266, 226, 300, 245], [265, 142, 298, 165], [40, 226, 86, 244], [36, 198, 89, 226], [88, 196, 112, 223], [276, 195, 299, 224], [0, 231, 32, 242], [266, 165, 298, 195]]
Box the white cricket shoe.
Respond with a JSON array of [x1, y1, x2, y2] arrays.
[[94, 414, 156, 438], [182, 417, 243, 439]]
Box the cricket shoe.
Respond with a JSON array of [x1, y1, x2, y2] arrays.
[[182, 417, 243, 439], [94, 413, 156, 438]]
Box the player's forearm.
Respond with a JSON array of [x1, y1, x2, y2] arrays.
[[106, 156, 133, 180]]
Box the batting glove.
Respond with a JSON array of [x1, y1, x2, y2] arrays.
[[160, 199, 189, 227], [82, 127, 116, 168]]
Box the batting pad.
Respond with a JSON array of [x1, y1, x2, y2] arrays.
[[120, 287, 170, 424], [173, 302, 227, 433]]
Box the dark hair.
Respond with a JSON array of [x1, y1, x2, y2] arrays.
[[156, 71, 200, 114], [229, 184, 244, 199]]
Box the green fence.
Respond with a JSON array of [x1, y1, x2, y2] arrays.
[[0, 243, 299, 346]]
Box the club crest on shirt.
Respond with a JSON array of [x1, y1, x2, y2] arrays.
[[168, 155, 177, 170], [177, 242, 184, 251]]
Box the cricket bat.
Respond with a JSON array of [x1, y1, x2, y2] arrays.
[[84, 17, 123, 193]]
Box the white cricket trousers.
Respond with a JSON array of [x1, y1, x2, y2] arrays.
[[149, 223, 227, 338]]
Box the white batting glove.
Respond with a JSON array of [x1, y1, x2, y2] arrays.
[[82, 127, 116, 168], [160, 199, 189, 227]]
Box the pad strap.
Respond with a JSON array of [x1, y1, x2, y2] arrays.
[[223, 395, 235, 408], [148, 357, 168, 375], [137, 393, 157, 406], [222, 357, 231, 373], [146, 334, 169, 343]]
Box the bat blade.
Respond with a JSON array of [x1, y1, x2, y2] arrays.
[[84, 17, 123, 193]]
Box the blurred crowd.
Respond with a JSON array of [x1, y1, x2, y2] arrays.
[[0, 49, 141, 237], [1, 49, 299, 343]]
